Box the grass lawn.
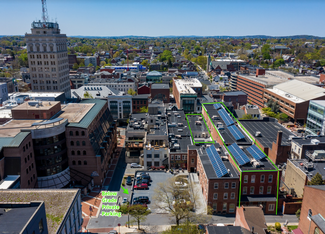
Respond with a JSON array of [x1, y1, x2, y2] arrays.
[[287, 225, 298, 231]]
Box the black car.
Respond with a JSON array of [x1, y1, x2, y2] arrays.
[[126, 176, 132, 185], [140, 175, 151, 181], [133, 196, 150, 204], [136, 179, 149, 185]]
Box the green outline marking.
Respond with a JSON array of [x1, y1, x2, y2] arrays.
[[201, 102, 280, 214], [186, 113, 214, 144]]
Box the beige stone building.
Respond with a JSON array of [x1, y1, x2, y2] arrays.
[[26, 21, 71, 98]]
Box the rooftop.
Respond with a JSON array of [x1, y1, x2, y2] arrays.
[[147, 71, 162, 76], [12, 101, 60, 111], [167, 111, 190, 136], [290, 159, 325, 181], [151, 83, 169, 89], [311, 100, 325, 107], [267, 80, 325, 103], [292, 136, 325, 147], [174, 78, 202, 95], [71, 86, 126, 99], [206, 226, 251, 234], [58, 103, 95, 124], [186, 115, 213, 143], [240, 118, 296, 148], [0, 189, 79, 234]]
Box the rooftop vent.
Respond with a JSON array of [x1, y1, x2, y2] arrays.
[[311, 139, 320, 145], [255, 131, 262, 137]]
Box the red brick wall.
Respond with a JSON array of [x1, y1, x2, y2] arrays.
[[283, 201, 302, 214], [138, 85, 150, 95], [187, 149, 197, 172], [299, 186, 325, 234], [237, 75, 266, 107], [12, 102, 61, 120], [320, 73, 325, 83], [151, 88, 170, 103]]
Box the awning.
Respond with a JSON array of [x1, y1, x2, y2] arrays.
[[241, 195, 277, 202]]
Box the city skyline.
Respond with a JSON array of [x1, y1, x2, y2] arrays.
[[1, 0, 325, 37]]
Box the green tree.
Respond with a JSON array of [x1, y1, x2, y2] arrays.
[[72, 63, 79, 70], [141, 59, 149, 67], [87, 63, 93, 67], [96, 66, 100, 70], [127, 88, 136, 96], [277, 113, 289, 122], [79, 62, 85, 67], [296, 209, 301, 220], [100, 61, 106, 67], [275, 222, 281, 231], [128, 204, 151, 230], [162, 221, 201, 234], [241, 114, 253, 120], [83, 91, 93, 99], [139, 106, 148, 113], [308, 173, 325, 185], [18, 51, 28, 67]]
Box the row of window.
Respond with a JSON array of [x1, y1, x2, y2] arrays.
[[243, 186, 272, 195], [70, 141, 86, 146], [133, 100, 147, 105], [213, 192, 236, 200], [27, 174, 36, 186], [243, 174, 273, 183], [212, 203, 236, 213], [72, 160, 87, 165], [214, 182, 236, 189], [71, 150, 87, 156], [147, 154, 161, 158], [171, 155, 186, 160], [146, 161, 160, 167], [25, 153, 33, 163], [26, 163, 34, 174], [69, 131, 86, 136], [22, 142, 31, 152]]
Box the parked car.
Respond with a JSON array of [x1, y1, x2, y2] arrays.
[[131, 163, 142, 168], [136, 178, 149, 185], [133, 196, 150, 204], [126, 176, 132, 185], [140, 175, 151, 181], [108, 231, 118, 234], [134, 183, 148, 190], [122, 197, 128, 204]]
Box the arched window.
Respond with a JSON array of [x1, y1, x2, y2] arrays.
[[26, 169, 28, 174], [70, 141, 74, 146], [28, 180, 30, 185], [71, 150, 75, 155], [33, 174, 35, 179], [43, 44, 47, 52], [50, 44, 53, 52], [77, 151, 81, 155], [82, 141, 86, 146], [83, 150, 86, 155], [76, 141, 80, 146], [36, 44, 40, 52], [70, 131, 73, 136], [25, 158, 27, 163], [84, 161, 87, 165], [81, 131, 85, 136], [30, 153, 32, 158], [78, 160, 81, 165], [32, 163, 34, 168], [31, 177, 33, 182], [28, 155, 29, 160], [76, 131, 79, 136], [72, 160, 76, 165], [29, 45, 33, 52]]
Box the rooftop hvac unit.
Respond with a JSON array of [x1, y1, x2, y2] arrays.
[[304, 161, 314, 171], [177, 128, 183, 132], [195, 121, 202, 125], [217, 124, 224, 130], [202, 133, 206, 138], [178, 123, 184, 127], [212, 115, 219, 120], [255, 131, 262, 137], [198, 116, 203, 120], [311, 139, 320, 145]]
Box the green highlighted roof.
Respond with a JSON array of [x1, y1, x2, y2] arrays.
[[186, 113, 214, 144]]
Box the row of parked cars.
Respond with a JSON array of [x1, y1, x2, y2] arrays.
[[133, 172, 151, 190]]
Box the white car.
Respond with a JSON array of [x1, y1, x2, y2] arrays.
[[122, 198, 128, 204], [130, 163, 142, 168]]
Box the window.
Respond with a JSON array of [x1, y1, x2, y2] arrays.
[[261, 175, 265, 183], [224, 182, 229, 189], [83, 150, 86, 155], [26, 169, 28, 174], [251, 175, 255, 183], [78, 160, 81, 165], [76, 141, 80, 146], [229, 204, 235, 213], [259, 186, 264, 194], [223, 203, 227, 211], [81, 131, 85, 136], [39, 219, 44, 233], [82, 141, 86, 146], [243, 186, 247, 194], [244, 175, 248, 183], [25, 158, 27, 163], [154, 154, 159, 158], [250, 186, 254, 194], [213, 193, 218, 200], [223, 193, 228, 199], [77, 151, 80, 155], [71, 150, 75, 155], [268, 204, 275, 211], [267, 186, 272, 194], [230, 192, 235, 199], [268, 175, 273, 183], [171, 155, 174, 160], [182, 155, 186, 160], [84, 161, 87, 165], [214, 183, 218, 189], [314, 227, 320, 234], [23, 146, 25, 152], [191, 158, 194, 163], [76, 131, 79, 136], [231, 182, 236, 189], [147, 154, 152, 158], [70, 141, 74, 146], [72, 160, 76, 165]]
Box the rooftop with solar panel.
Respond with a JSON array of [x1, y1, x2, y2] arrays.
[[203, 103, 277, 171], [197, 143, 239, 179], [203, 103, 252, 145], [186, 114, 213, 143]]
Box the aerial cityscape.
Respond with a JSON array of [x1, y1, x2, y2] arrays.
[[1, 0, 325, 234]]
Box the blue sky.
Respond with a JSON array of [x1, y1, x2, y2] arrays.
[[1, 0, 324, 37]]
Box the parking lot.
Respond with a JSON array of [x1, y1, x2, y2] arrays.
[[131, 171, 174, 213]]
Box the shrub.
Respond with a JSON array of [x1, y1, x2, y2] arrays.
[[275, 222, 281, 231]]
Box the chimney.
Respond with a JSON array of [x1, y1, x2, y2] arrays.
[[276, 131, 283, 146]]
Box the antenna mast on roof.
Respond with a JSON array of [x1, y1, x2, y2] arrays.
[[41, 0, 49, 22]]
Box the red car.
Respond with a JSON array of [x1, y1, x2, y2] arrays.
[[134, 183, 148, 190]]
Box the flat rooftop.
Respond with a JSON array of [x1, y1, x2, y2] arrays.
[[0, 189, 79, 234], [167, 111, 190, 136], [186, 115, 212, 142], [0, 205, 39, 233], [12, 101, 61, 111], [198, 144, 239, 180], [0, 120, 42, 137], [58, 103, 95, 123], [240, 118, 296, 148], [267, 80, 325, 103], [174, 78, 201, 95], [290, 159, 325, 181]]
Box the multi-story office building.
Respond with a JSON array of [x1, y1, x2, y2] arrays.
[[0, 99, 117, 188], [88, 78, 136, 93], [306, 100, 325, 136], [26, 21, 71, 98]]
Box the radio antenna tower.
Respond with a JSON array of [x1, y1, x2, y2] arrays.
[[41, 0, 49, 22]]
